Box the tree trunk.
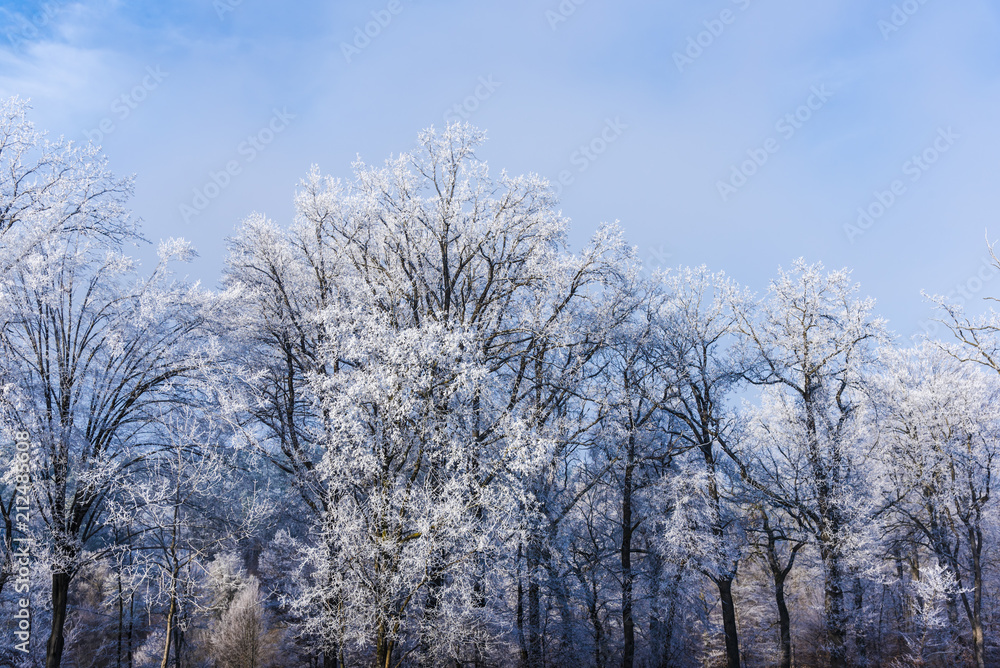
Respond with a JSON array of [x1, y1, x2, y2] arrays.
[[701, 439, 740, 668], [376, 623, 394, 668], [762, 518, 800, 668], [173, 605, 184, 668], [648, 553, 668, 668], [660, 566, 685, 668], [853, 576, 867, 666], [0, 511, 13, 601], [717, 577, 740, 668], [128, 588, 135, 668], [117, 567, 123, 668], [547, 560, 575, 663], [965, 523, 986, 668], [472, 551, 488, 668], [621, 458, 635, 668], [588, 576, 603, 668], [821, 545, 847, 668], [161, 498, 181, 668], [774, 571, 792, 668], [809, 392, 847, 668], [45, 570, 71, 668], [160, 591, 176, 668], [420, 556, 445, 666], [527, 570, 542, 665], [523, 534, 543, 666], [517, 542, 528, 666]]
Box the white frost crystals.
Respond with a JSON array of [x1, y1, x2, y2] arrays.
[[0, 97, 137, 277], [8, 98, 1000, 667], [225, 122, 637, 665]]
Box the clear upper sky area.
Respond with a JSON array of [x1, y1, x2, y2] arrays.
[[2, 0, 998, 340]]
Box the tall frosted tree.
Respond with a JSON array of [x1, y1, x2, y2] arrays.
[[596, 274, 674, 668], [731, 260, 887, 667], [226, 123, 636, 666], [0, 233, 210, 668], [0, 96, 139, 628], [655, 266, 746, 668], [875, 344, 999, 668]]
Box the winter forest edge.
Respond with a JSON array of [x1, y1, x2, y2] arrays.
[[1, 96, 999, 668]]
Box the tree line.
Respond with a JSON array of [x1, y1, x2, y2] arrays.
[[1, 96, 998, 667]]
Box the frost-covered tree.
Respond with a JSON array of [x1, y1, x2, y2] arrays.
[[0, 232, 210, 668], [8, 105, 1000, 667], [654, 266, 746, 668], [731, 260, 887, 667], [226, 123, 637, 666], [597, 275, 676, 668], [875, 343, 999, 668], [224, 212, 331, 518], [0, 96, 137, 278], [0, 97, 140, 651], [209, 576, 279, 668]]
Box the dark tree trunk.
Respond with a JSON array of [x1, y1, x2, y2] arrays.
[[117, 567, 124, 668], [621, 457, 635, 668], [588, 577, 603, 668], [0, 510, 13, 601], [420, 557, 446, 666], [762, 514, 802, 668], [45, 571, 71, 668], [376, 623, 395, 668], [962, 522, 986, 668], [717, 577, 740, 668], [527, 564, 542, 666], [128, 589, 135, 668], [160, 589, 177, 668], [804, 389, 847, 668], [774, 572, 792, 668], [660, 566, 685, 668], [822, 545, 847, 668], [700, 437, 740, 668], [972, 528, 985, 668], [853, 576, 868, 666]]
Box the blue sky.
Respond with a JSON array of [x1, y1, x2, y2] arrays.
[[2, 0, 998, 340]]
